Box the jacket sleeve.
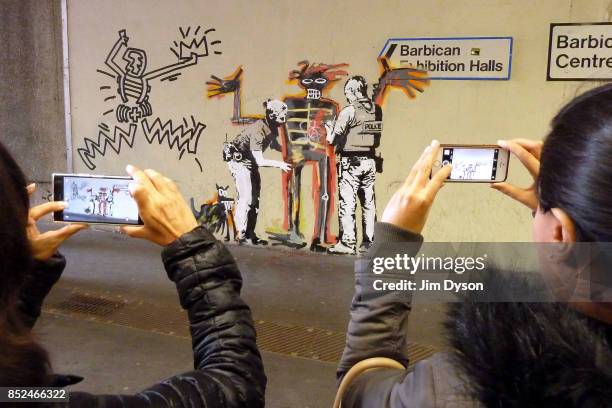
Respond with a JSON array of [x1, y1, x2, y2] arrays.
[[18, 253, 66, 328], [68, 226, 266, 408], [336, 222, 425, 406]]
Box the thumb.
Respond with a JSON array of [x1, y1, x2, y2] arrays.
[[120, 225, 149, 239], [490, 182, 519, 198], [57, 223, 89, 239]]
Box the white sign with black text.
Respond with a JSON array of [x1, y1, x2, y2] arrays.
[[547, 22, 612, 80], [379, 37, 513, 80]]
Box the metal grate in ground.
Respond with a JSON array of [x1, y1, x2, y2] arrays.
[[44, 287, 438, 367]]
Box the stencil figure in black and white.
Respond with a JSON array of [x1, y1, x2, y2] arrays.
[[190, 185, 237, 242], [224, 99, 291, 245], [326, 76, 383, 255], [103, 29, 199, 123]]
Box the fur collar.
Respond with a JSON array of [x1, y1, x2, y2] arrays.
[[446, 300, 612, 407]]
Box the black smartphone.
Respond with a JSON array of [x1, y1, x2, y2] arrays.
[[52, 173, 143, 225], [431, 144, 510, 183]]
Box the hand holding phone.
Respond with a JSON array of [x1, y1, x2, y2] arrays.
[[430, 144, 510, 183], [381, 140, 451, 234], [490, 139, 542, 211], [120, 165, 199, 246], [28, 183, 88, 260]]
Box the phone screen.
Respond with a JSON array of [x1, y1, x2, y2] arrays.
[[442, 147, 500, 181], [55, 175, 140, 225]]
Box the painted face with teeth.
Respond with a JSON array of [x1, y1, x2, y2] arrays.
[[300, 75, 328, 99]]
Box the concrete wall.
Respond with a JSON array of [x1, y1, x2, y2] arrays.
[[3, 0, 610, 244], [0, 0, 66, 183]]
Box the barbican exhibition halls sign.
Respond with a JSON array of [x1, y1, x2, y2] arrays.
[[379, 37, 513, 80], [547, 22, 612, 80]]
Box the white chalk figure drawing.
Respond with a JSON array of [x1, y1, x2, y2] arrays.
[[78, 26, 220, 171], [222, 100, 290, 245], [190, 184, 237, 242]]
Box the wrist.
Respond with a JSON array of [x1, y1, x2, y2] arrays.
[[165, 221, 199, 246]]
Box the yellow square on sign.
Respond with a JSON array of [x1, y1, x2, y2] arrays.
[[471, 48, 481, 56]]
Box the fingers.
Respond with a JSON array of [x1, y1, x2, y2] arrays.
[[426, 164, 452, 196], [508, 138, 543, 157], [39, 224, 89, 242], [498, 140, 540, 177], [414, 140, 440, 187], [144, 169, 174, 195], [120, 225, 149, 239], [30, 201, 66, 221], [126, 164, 155, 193], [55, 223, 89, 239], [490, 182, 520, 198], [490, 182, 537, 210], [35, 223, 88, 248], [27, 183, 36, 196], [403, 142, 433, 187]]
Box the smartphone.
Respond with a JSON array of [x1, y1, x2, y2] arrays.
[[431, 144, 510, 183], [53, 173, 143, 225]]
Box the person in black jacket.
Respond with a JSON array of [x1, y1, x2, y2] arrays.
[[0, 141, 265, 407]]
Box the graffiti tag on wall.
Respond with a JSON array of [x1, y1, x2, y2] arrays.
[[78, 27, 221, 171]]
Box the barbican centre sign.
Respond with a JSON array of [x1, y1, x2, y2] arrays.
[[379, 37, 513, 80], [547, 22, 612, 81]]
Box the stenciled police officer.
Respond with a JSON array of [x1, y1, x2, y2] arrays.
[[224, 99, 291, 245], [326, 76, 383, 255]]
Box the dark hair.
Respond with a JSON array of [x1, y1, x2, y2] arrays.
[[538, 84, 612, 242], [0, 142, 51, 386]]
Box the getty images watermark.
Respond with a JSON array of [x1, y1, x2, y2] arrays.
[[371, 253, 488, 292], [358, 242, 612, 303]]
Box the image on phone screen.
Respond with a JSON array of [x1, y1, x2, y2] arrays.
[[442, 148, 500, 181], [61, 176, 140, 224]]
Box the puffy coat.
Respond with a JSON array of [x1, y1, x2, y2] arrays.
[[337, 223, 612, 407], [18, 226, 266, 407]]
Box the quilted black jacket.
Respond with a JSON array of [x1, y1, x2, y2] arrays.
[[18, 226, 266, 407]]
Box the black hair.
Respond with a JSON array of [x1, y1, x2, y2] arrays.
[[538, 83, 612, 242], [0, 142, 51, 386]]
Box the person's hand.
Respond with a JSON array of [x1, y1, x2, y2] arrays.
[[490, 139, 542, 211], [26, 184, 88, 261], [120, 165, 199, 246], [278, 162, 292, 173], [381, 140, 452, 234]]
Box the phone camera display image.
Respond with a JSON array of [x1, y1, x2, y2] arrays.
[[54, 174, 141, 225], [443, 147, 500, 181]]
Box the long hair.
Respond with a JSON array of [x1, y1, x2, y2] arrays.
[[538, 83, 612, 242], [0, 142, 51, 386]]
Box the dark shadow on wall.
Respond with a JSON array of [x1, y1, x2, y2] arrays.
[[0, 0, 66, 182]]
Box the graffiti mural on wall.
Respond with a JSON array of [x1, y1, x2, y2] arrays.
[[275, 61, 348, 252], [326, 59, 429, 255], [223, 100, 289, 245], [190, 185, 237, 242], [206, 67, 261, 125], [78, 27, 220, 171], [203, 56, 428, 254], [207, 62, 348, 251]]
